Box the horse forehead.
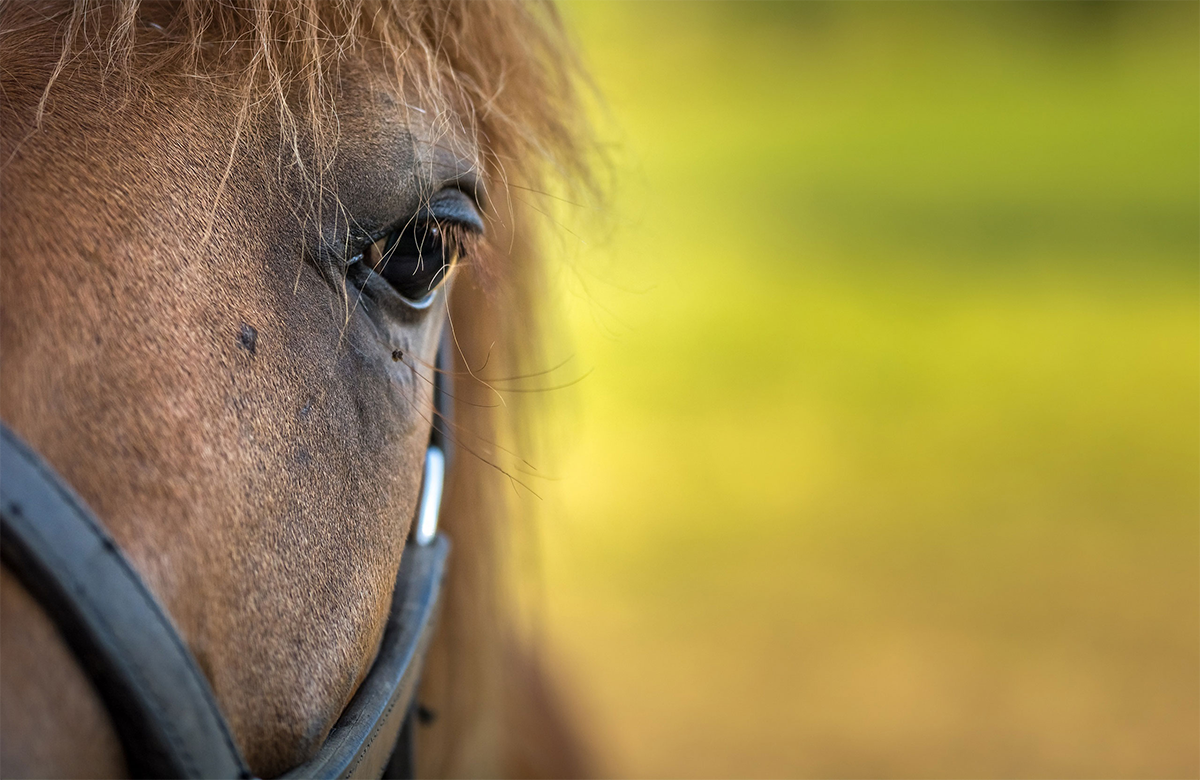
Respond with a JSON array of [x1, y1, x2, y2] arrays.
[[329, 65, 482, 201], [5, 57, 478, 243]]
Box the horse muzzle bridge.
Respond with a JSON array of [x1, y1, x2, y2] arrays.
[[0, 341, 456, 779]]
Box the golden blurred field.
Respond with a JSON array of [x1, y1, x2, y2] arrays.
[[521, 3, 1198, 777]]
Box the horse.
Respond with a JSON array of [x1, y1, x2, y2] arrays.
[[0, 1, 591, 776]]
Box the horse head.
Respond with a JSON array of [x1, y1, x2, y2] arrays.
[[0, 2, 589, 776]]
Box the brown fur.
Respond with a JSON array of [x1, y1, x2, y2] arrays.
[[0, 1, 591, 777]]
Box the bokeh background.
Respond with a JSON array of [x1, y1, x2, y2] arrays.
[[518, 3, 1198, 777]]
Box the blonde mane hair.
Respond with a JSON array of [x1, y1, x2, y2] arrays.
[[32, 1, 584, 167]]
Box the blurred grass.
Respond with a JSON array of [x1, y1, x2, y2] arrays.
[[523, 3, 1198, 777]]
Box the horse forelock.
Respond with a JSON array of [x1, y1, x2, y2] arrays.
[[15, 5, 584, 191]]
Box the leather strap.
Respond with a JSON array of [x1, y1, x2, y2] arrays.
[[0, 423, 250, 779]]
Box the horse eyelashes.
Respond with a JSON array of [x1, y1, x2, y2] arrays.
[[365, 220, 463, 301], [353, 184, 483, 303]]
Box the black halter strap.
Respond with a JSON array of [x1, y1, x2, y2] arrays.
[[0, 331, 456, 779]]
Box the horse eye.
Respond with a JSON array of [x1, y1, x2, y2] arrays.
[[364, 220, 460, 302]]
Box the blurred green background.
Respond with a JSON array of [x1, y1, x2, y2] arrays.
[[522, 2, 1198, 777]]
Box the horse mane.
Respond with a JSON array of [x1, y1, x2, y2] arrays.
[[1, 1, 593, 774]]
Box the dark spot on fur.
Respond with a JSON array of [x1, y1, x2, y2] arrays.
[[237, 322, 258, 354], [299, 398, 314, 418], [295, 449, 312, 466], [416, 704, 437, 726], [392, 349, 403, 362]]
